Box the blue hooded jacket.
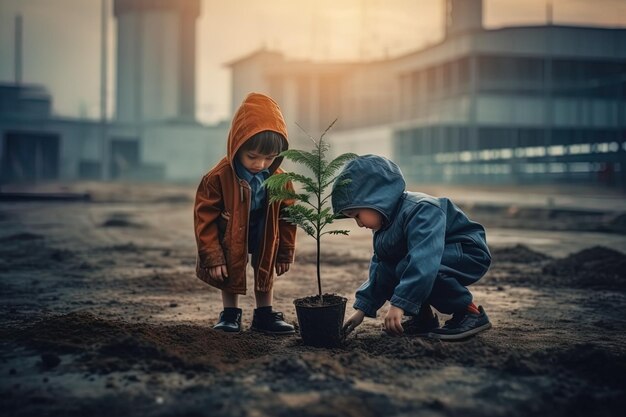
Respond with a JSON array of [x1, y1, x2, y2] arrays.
[[331, 155, 490, 317]]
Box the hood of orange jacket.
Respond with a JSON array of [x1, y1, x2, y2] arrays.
[[227, 92, 289, 172]]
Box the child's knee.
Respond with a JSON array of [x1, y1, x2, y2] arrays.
[[462, 244, 491, 279]]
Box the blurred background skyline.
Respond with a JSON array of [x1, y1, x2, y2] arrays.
[[0, 0, 625, 187], [1, 0, 625, 124]]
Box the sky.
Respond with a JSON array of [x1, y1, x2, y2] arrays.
[[0, 0, 625, 124]]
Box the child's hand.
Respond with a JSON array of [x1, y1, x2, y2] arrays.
[[208, 265, 228, 282], [343, 310, 365, 336], [383, 305, 405, 336], [275, 263, 290, 276]]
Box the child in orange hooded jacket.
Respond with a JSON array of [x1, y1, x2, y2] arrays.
[[194, 93, 297, 334]]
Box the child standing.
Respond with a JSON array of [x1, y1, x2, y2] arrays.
[[333, 155, 492, 340], [194, 93, 297, 334]]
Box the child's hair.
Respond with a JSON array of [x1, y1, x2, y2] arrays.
[[240, 130, 286, 155]]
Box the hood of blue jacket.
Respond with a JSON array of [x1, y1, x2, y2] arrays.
[[331, 155, 406, 225]]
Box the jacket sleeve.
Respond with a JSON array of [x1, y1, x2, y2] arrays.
[[194, 175, 226, 268], [276, 179, 297, 263], [353, 253, 390, 318], [389, 202, 446, 316]]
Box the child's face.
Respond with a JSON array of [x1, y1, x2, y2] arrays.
[[342, 208, 383, 231], [238, 149, 279, 174]]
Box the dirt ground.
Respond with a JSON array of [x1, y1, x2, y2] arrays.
[[1, 182, 625, 417]]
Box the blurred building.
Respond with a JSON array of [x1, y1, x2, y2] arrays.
[[114, 0, 199, 123], [228, 0, 626, 187], [0, 0, 228, 184]]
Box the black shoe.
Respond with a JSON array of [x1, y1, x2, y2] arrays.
[[213, 308, 242, 333], [428, 305, 491, 340], [402, 311, 440, 336], [251, 308, 295, 335]]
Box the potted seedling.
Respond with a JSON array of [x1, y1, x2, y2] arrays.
[[264, 120, 357, 348]]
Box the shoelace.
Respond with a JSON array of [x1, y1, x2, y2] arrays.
[[271, 312, 285, 321]]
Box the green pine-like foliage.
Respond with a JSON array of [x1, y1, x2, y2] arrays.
[[264, 120, 358, 299]]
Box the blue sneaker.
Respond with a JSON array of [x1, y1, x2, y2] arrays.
[[428, 305, 491, 340]]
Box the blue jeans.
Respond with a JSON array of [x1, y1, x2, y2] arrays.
[[375, 243, 491, 314]]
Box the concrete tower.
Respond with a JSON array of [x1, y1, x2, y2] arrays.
[[445, 0, 483, 37], [114, 0, 200, 123]]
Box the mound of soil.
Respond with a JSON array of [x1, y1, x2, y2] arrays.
[[104, 243, 142, 252], [607, 213, 626, 233], [484, 245, 626, 291], [10, 311, 275, 373], [491, 244, 551, 264], [101, 219, 143, 228], [542, 246, 626, 290], [1, 232, 45, 242]]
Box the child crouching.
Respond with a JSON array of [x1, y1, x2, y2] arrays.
[[332, 155, 492, 340]]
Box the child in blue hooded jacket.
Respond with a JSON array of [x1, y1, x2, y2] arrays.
[[332, 155, 492, 340]]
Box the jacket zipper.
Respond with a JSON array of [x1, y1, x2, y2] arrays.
[[256, 198, 273, 276], [240, 181, 251, 264]]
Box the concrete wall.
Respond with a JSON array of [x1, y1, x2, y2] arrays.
[[141, 122, 228, 181], [0, 117, 101, 180], [0, 115, 229, 183]]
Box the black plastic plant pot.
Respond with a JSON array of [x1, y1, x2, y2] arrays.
[[293, 294, 347, 348]]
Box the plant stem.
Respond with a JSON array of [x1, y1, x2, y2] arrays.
[[317, 229, 322, 303], [316, 133, 323, 304]]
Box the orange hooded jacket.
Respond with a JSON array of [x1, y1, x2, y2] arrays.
[[194, 93, 297, 294]]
